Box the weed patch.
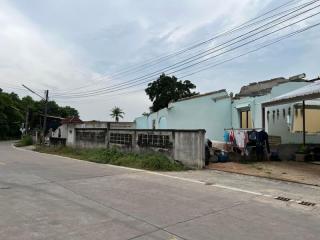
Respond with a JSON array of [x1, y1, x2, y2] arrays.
[[15, 135, 33, 147], [35, 146, 187, 171]]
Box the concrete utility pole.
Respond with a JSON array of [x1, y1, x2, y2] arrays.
[[22, 85, 49, 144], [302, 100, 306, 146], [25, 107, 29, 135], [42, 90, 49, 141]]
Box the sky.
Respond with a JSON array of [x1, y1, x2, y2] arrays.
[[0, 0, 319, 121]]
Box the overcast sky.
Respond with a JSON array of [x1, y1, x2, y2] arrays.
[[0, 0, 319, 121]]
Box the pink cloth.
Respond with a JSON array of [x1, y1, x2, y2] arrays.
[[235, 130, 248, 149]]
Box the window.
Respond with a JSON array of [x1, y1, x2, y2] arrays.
[[240, 110, 252, 129], [76, 130, 106, 143], [137, 134, 171, 148], [96, 132, 106, 143], [292, 108, 320, 133], [110, 133, 132, 145]]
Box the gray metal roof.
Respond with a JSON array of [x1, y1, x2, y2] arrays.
[[263, 80, 320, 107]]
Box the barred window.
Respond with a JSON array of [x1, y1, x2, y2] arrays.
[[110, 133, 132, 145], [77, 131, 92, 141], [96, 132, 106, 143], [137, 134, 171, 148], [77, 131, 105, 143]]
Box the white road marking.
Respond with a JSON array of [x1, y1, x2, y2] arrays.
[[143, 171, 264, 195], [213, 184, 263, 195]]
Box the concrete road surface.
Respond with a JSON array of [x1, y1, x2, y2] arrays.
[[0, 141, 319, 240]]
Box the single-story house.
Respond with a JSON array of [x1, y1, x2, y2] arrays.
[[51, 118, 136, 146], [135, 74, 320, 144]]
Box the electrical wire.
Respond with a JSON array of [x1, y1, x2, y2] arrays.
[[53, 0, 302, 94], [53, 4, 320, 98], [54, 21, 320, 102]]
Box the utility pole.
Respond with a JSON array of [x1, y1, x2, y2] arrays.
[[42, 90, 49, 142], [25, 107, 29, 135], [302, 100, 306, 146], [22, 85, 49, 144]]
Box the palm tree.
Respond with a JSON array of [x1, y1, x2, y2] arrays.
[[110, 107, 124, 122]]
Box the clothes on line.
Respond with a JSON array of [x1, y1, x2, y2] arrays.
[[223, 129, 270, 157]]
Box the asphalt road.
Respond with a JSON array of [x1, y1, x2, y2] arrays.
[[0, 141, 319, 240]]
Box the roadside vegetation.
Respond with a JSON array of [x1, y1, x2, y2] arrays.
[[0, 88, 79, 140], [15, 135, 33, 147], [35, 146, 187, 171]]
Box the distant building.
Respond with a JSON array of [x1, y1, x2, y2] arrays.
[[51, 118, 135, 146]]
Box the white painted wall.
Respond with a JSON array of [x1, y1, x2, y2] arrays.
[[135, 91, 232, 141]]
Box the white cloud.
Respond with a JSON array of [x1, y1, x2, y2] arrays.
[[1, 0, 319, 121], [0, 0, 98, 91]]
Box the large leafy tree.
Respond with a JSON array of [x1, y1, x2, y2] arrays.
[[0, 88, 79, 139], [145, 73, 198, 112], [0, 89, 23, 139], [110, 106, 125, 122]]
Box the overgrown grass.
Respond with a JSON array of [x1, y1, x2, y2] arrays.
[[35, 146, 187, 171], [15, 135, 33, 147]]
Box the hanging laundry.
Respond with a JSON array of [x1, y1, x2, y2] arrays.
[[229, 129, 235, 143], [223, 131, 230, 143], [248, 130, 257, 142], [235, 130, 247, 149], [257, 130, 270, 153]]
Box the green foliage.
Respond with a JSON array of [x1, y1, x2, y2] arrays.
[[15, 135, 33, 147], [145, 73, 198, 112], [0, 89, 79, 140], [35, 146, 187, 171], [0, 89, 24, 139], [110, 106, 125, 122]]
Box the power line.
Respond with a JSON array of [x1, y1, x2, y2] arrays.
[[54, 21, 320, 101], [53, 1, 319, 97], [21, 85, 49, 142], [53, 4, 320, 98], [179, 22, 320, 78], [53, 0, 301, 94], [22, 84, 45, 100], [55, 12, 320, 98]]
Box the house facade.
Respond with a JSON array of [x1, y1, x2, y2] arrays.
[[52, 119, 135, 146], [135, 89, 232, 141], [135, 75, 320, 144]]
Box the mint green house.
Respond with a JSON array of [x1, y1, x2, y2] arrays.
[[135, 75, 320, 144]]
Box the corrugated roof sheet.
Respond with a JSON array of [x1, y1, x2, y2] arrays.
[[263, 80, 320, 106], [61, 116, 83, 124]]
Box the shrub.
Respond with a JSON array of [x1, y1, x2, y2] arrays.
[[35, 146, 186, 171], [15, 135, 33, 147]]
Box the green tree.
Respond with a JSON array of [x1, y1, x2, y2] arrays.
[[0, 89, 79, 139], [0, 90, 24, 139], [145, 73, 198, 112], [110, 107, 124, 122], [59, 106, 79, 118]]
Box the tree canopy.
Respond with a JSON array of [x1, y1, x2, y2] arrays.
[[0, 88, 79, 140], [145, 73, 198, 112]]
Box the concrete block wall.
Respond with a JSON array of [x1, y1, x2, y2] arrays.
[[69, 128, 205, 169], [173, 131, 206, 169], [75, 129, 107, 148]]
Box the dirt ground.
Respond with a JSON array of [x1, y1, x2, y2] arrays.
[[208, 161, 320, 186]]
